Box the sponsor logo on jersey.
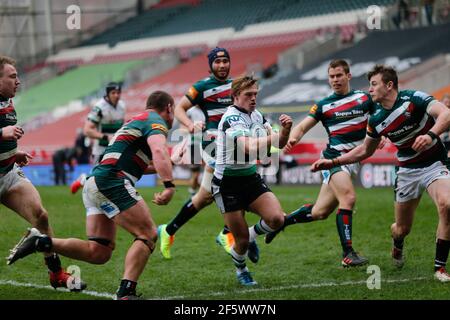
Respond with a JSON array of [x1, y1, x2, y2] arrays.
[[309, 104, 318, 114], [151, 123, 168, 133], [226, 115, 245, 126], [217, 97, 232, 104], [187, 86, 199, 100]]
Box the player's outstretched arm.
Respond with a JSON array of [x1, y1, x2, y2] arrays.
[[174, 96, 204, 133], [284, 116, 317, 153], [311, 135, 380, 172]]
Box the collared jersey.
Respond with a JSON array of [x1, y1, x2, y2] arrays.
[[92, 111, 168, 186], [214, 105, 271, 179], [0, 98, 18, 175], [367, 90, 445, 168], [87, 97, 126, 156], [309, 90, 375, 158]]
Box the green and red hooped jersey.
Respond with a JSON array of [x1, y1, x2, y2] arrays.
[[185, 76, 232, 148], [0, 98, 17, 175], [92, 111, 168, 186], [367, 90, 446, 168], [308, 90, 375, 159]]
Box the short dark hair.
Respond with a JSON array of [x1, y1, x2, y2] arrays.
[[0, 55, 16, 77], [146, 90, 174, 111], [232, 75, 258, 97], [328, 59, 350, 74], [367, 64, 398, 90]]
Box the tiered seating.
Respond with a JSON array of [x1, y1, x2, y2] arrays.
[[267, 0, 395, 22], [80, 0, 395, 46], [15, 60, 145, 123], [83, 6, 190, 46]]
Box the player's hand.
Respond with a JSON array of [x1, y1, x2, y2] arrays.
[[1, 125, 24, 141], [188, 121, 204, 134], [170, 138, 188, 165], [279, 114, 293, 130], [284, 138, 297, 153], [15, 150, 33, 167], [310, 159, 333, 172], [412, 134, 433, 153], [152, 187, 175, 205], [377, 136, 388, 150]]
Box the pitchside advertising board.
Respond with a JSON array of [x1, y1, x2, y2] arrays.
[[273, 163, 396, 188], [22, 163, 394, 188], [22, 164, 157, 187]]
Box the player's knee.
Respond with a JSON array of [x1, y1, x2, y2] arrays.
[[88, 242, 113, 264], [396, 225, 411, 237], [313, 208, 331, 220], [135, 227, 158, 253], [341, 191, 356, 208], [436, 198, 450, 220], [265, 214, 284, 230]]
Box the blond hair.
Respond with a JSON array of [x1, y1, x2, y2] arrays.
[[231, 75, 258, 97]]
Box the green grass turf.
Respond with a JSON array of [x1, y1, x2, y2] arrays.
[[0, 185, 449, 300]]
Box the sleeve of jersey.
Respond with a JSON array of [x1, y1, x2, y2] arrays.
[[411, 91, 437, 113], [260, 114, 274, 132], [87, 106, 102, 124], [308, 104, 321, 120], [366, 120, 380, 139], [149, 121, 169, 137], [185, 82, 202, 105]]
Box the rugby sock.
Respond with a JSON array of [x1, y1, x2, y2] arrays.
[[336, 208, 353, 255], [434, 239, 450, 271], [249, 219, 276, 242], [36, 236, 53, 253], [393, 237, 404, 250], [286, 204, 314, 225], [222, 225, 231, 235], [230, 247, 247, 271], [116, 279, 137, 298], [165, 198, 199, 235], [45, 253, 62, 273]]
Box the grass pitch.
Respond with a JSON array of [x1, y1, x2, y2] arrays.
[[0, 185, 449, 300]]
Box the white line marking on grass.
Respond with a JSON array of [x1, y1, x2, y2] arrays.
[[0, 279, 114, 299], [160, 276, 429, 300], [0, 276, 429, 300]]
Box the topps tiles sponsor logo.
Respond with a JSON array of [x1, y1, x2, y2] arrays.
[[387, 124, 416, 138], [217, 97, 232, 103], [335, 109, 364, 118]]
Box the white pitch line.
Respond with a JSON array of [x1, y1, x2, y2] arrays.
[[0, 276, 429, 300], [160, 276, 430, 300], [0, 279, 114, 299]]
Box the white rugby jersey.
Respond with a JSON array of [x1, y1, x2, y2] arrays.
[[87, 97, 126, 156], [214, 105, 271, 179]]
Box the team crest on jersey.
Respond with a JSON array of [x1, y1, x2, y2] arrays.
[[404, 103, 414, 118], [250, 122, 267, 137]]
